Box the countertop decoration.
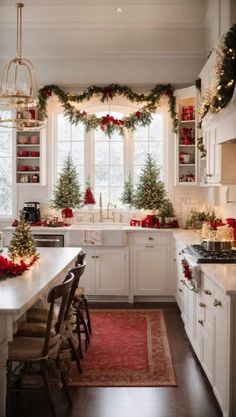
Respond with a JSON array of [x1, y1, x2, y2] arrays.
[[0, 254, 38, 280], [8, 216, 39, 264], [38, 83, 178, 136], [51, 153, 84, 223], [84, 177, 96, 207]]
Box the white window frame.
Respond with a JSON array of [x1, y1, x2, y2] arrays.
[[53, 104, 168, 205]]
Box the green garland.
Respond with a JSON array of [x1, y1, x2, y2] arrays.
[[38, 83, 178, 136], [199, 24, 236, 124]]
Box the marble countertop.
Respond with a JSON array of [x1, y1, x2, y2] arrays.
[[200, 263, 236, 295], [0, 247, 80, 315]]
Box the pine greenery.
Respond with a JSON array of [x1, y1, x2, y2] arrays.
[[159, 198, 175, 218], [133, 153, 166, 210], [51, 154, 83, 209], [120, 174, 134, 207], [8, 217, 39, 261]]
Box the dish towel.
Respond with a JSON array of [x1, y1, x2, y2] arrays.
[[83, 230, 102, 246]]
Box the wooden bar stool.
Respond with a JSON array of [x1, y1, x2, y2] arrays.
[[17, 265, 87, 374], [6, 274, 74, 417]]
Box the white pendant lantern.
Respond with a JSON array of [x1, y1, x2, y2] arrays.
[[0, 3, 44, 130]]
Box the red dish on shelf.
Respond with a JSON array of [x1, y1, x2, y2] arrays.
[[18, 165, 28, 171], [17, 150, 29, 157], [30, 151, 40, 157]]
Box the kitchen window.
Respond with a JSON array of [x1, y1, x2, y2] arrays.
[[55, 108, 165, 208]]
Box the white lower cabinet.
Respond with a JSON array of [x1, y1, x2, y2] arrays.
[[178, 270, 230, 416], [131, 232, 171, 296], [80, 247, 128, 296]]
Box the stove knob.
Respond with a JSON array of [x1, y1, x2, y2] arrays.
[[204, 289, 212, 295]]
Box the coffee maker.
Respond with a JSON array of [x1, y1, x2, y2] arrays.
[[22, 202, 41, 224]]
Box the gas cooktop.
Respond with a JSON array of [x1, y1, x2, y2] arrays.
[[187, 244, 236, 263]]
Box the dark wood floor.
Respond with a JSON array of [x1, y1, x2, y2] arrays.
[[9, 303, 223, 417]]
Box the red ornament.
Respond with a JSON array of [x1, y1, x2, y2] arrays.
[[84, 187, 96, 205], [135, 111, 141, 119]]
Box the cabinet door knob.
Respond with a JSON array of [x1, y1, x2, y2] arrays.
[[148, 237, 154, 241], [204, 289, 212, 295], [206, 174, 212, 177], [178, 288, 183, 293], [198, 319, 203, 326], [199, 302, 206, 308], [213, 299, 222, 307]]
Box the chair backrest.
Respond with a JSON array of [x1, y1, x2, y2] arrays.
[[64, 263, 86, 319], [76, 249, 86, 266], [43, 273, 74, 356]]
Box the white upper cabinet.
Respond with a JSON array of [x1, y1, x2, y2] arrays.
[[175, 86, 198, 186]]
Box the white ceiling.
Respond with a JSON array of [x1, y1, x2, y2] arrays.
[[0, 0, 208, 88]]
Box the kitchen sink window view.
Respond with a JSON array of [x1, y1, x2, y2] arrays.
[[55, 110, 165, 208]]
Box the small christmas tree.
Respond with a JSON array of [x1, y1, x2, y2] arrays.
[[84, 177, 96, 206], [51, 153, 83, 211], [159, 198, 176, 219], [120, 174, 134, 207], [8, 216, 39, 262], [133, 153, 166, 210]]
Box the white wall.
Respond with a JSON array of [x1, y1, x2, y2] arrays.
[[205, 0, 235, 56]]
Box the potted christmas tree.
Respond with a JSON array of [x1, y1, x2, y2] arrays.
[[120, 174, 134, 209], [51, 153, 83, 222], [133, 153, 166, 214], [84, 177, 96, 208], [8, 215, 39, 263], [158, 198, 176, 225]]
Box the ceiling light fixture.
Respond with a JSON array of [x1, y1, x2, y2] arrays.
[[0, 3, 44, 131], [116, 7, 122, 13]]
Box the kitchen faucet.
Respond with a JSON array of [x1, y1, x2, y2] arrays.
[[99, 193, 103, 222], [106, 202, 117, 221]]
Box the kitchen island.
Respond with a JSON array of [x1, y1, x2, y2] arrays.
[[0, 247, 81, 417]]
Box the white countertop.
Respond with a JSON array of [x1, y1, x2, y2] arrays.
[[0, 247, 80, 314], [3, 225, 236, 296]]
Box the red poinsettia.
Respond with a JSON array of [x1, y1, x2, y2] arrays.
[[0, 255, 38, 279]]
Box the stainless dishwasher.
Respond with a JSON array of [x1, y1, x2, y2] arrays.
[[33, 234, 64, 247]]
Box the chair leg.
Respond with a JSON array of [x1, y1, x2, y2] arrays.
[[60, 367, 73, 407], [75, 313, 84, 358], [67, 338, 82, 374], [79, 310, 90, 345], [41, 361, 57, 417], [83, 297, 92, 334]]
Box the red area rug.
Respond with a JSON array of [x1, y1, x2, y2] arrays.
[[70, 309, 177, 387]]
